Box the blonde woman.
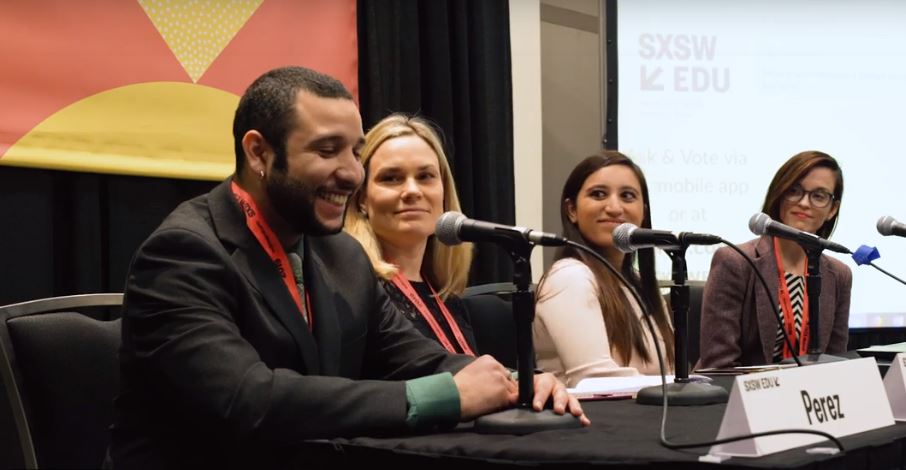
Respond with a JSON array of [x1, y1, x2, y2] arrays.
[[346, 114, 476, 355]]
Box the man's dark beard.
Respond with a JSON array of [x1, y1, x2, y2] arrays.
[[266, 166, 342, 236]]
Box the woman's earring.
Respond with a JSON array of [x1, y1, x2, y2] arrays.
[[259, 169, 265, 179]]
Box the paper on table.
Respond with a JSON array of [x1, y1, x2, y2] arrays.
[[568, 375, 699, 394], [568, 375, 713, 394], [858, 342, 906, 361], [693, 363, 797, 376]]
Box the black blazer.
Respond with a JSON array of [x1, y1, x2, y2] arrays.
[[110, 180, 471, 469]]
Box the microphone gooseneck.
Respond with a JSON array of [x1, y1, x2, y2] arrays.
[[434, 211, 568, 248], [748, 212, 851, 254], [613, 223, 721, 254]]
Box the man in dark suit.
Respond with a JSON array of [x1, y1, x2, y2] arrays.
[[110, 66, 587, 468]]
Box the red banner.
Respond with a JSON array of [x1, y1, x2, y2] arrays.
[[0, 0, 358, 180]]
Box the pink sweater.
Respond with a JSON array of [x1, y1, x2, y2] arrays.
[[533, 258, 673, 388]]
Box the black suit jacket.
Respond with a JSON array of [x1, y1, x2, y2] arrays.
[[110, 180, 471, 469]]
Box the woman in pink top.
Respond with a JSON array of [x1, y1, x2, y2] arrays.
[[534, 151, 675, 387]]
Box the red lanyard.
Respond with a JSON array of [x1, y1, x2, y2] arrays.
[[231, 181, 313, 329], [773, 237, 809, 358], [390, 273, 474, 356]]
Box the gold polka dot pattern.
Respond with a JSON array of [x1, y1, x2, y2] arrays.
[[139, 0, 262, 82]]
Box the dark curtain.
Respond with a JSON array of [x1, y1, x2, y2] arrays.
[[358, 0, 515, 286], [0, 167, 215, 307]]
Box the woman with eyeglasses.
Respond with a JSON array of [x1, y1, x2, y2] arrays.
[[698, 151, 852, 368]]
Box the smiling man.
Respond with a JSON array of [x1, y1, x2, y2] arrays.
[[110, 67, 586, 469]]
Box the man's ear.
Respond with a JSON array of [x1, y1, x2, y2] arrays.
[[242, 130, 272, 177]]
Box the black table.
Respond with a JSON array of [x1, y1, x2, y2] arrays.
[[306, 391, 906, 469]]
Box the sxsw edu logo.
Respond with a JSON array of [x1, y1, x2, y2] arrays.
[[638, 34, 729, 92]]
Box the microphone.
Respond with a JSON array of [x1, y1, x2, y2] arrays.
[[612, 223, 722, 253], [877, 216, 906, 238], [434, 211, 567, 247], [748, 213, 851, 254]]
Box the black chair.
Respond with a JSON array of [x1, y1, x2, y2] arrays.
[[0, 293, 122, 469], [461, 283, 526, 369]]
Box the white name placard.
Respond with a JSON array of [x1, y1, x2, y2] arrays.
[[710, 358, 893, 457], [882, 353, 906, 421]]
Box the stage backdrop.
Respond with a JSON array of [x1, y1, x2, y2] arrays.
[[613, 0, 906, 327], [0, 0, 357, 180]]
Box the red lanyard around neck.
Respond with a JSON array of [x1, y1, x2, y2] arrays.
[[390, 272, 474, 356], [231, 181, 313, 329], [773, 237, 809, 358]]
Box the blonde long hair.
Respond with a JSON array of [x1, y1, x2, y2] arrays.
[[345, 113, 473, 298]]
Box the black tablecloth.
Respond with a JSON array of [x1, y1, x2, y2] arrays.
[[311, 394, 906, 469]]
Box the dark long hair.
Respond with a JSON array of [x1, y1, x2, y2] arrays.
[[539, 151, 675, 366], [761, 150, 844, 239]]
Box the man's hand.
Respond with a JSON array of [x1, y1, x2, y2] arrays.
[[454, 357, 590, 426], [453, 355, 518, 421], [531, 373, 591, 426]]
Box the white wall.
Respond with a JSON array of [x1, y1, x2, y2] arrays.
[[539, 0, 605, 269], [509, 0, 545, 280], [510, 0, 607, 279]]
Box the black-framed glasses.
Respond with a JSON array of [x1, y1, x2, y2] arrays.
[[783, 185, 835, 208]]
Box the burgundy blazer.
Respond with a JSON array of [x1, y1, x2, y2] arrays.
[[698, 236, 852, 368]]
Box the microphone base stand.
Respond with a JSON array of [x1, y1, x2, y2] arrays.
[[636, 380, 731, 406], [637, 246, 729, 406], [780, 247, 845, 366], [475, 241, 580, 434]]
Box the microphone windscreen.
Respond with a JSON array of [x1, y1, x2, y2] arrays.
[[612, 223, 637, 253], [435, 211, 465, 246], [852, 245, 881, 266], [877, 216, 895, 236], [749, 212, 771, 236]]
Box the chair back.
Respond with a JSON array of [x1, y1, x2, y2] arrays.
[[462, 283, 525, 369], [0, 293, 122, 469]]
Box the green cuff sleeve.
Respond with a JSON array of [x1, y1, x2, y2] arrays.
[[405, 372, 461, 431]]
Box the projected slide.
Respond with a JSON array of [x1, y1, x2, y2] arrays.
[[616, 0, 906, 326]]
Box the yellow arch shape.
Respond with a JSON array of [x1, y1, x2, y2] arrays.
[[2, 82, 239, 180]]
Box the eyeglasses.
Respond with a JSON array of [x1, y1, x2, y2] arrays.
[[783, 185, 835, 208]]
